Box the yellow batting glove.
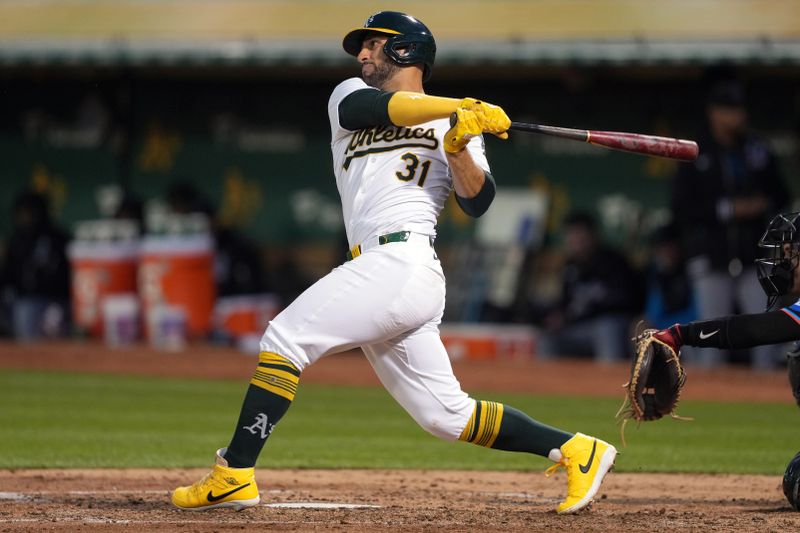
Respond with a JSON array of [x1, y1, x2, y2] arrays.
[[444, 108, 483, 153], [459, 98, 511, 139]]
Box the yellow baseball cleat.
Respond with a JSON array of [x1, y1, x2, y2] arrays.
[[545, 433, 617, 514], [171, 448, 260, 511]]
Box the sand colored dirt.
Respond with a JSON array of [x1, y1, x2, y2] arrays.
[[2, 340, 799, 531], [1, 468, 798, 532]]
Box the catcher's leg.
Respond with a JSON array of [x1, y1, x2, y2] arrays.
[[788, 343, 800, 408], [364, 326, 616, 514], [737, 268, 786, 371], [689, 269, 732, 367], [591, 314, 631, 363]]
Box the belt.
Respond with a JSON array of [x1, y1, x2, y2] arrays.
[[346, 231, 433, 261]]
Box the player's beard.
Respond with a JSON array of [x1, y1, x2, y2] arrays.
[[362, 61, 400, 90]]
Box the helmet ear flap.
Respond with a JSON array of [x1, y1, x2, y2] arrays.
[[756, 257, 793, 309], [382, 33, 435, 81]]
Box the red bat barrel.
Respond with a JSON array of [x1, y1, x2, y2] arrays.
[[587, 130, 699, 162]]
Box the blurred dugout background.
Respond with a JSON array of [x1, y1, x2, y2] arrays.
[[0, 0, 799, 363]]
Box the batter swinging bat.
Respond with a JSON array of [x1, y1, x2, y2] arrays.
[[509, 121, 699, 162]]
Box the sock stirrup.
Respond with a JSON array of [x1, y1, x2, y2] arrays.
[[459, 400, 504, 448]]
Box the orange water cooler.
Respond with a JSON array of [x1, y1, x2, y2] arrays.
[[68, 222, 140, 338], [139, 234, 216, 343]]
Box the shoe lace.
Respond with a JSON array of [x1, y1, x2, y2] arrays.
[[544, 458, 568, 477], [189, 471, 220, 498]]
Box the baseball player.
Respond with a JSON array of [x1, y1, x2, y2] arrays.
[[172, 11, 617, 515], [644, 211, 800, 401]]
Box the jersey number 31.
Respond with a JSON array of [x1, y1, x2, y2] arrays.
[[396, 153, 431, 187]]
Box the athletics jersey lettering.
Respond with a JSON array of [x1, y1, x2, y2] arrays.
[[342, 126, 439, 170], [343, 126, 439, 169]]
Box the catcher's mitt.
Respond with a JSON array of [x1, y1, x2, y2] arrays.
[[616, 328, 689, 441]]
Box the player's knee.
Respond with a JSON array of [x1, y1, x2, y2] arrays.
[[413, 409, 467, 441], [416, 415, 459, 441], [259, 325, 309, 371]]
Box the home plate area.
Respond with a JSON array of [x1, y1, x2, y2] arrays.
[[3, 468, 800, 532]]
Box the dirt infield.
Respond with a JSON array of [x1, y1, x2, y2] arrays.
[[2, 340, 799, 531], [1, 468, 798, 532]]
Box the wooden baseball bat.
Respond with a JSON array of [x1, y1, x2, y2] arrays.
[[509, 121, 699, 161]]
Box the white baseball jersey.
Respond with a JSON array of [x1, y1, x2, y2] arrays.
[[328, 77, 490, 246]]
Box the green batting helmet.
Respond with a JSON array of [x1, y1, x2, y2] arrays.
[[342, 11, 436, 82]]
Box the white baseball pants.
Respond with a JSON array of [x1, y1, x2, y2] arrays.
[[260, 236, 475, 440]]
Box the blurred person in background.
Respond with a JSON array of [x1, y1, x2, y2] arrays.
[[0, 191, 71, 340], [643, 223, 697, 330], [113, 191, 144, 229], [165, 181, 266, 297], [537, 211, 643, 363], [671, 78, 789, 369]]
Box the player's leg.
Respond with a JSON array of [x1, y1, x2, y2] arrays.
[[537, 320, 595, 360], [363, 325, 616, 514], [687, 268, 732, 366], [591, 313, 632, 363], [787, 342, 800, 408], [737, 267, 786, 370], [173, 246, 442, 510]]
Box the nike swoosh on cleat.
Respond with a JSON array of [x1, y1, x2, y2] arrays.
[[579, 440, 597, 474], [207, 483, 251, 502], [699, 329, 719, 340]]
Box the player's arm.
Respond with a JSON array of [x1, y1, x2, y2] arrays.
[[339, 89, 460, 130], [447, 149, 496, 218], [652, 310, 800, 353], [339, 89, 509, 133], [445, 107, 498, 218]]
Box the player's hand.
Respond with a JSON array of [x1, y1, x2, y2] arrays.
[[444, 107, 482, 153], [459, 97, 511, 139], [653, 324, 684, 353]]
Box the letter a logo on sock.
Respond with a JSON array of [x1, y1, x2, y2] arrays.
[[243, 413, 274, 439]]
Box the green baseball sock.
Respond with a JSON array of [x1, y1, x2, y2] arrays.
[[224, 352, 300, 468], [492, 405, 573, 457], [459, 401, 572, 458]]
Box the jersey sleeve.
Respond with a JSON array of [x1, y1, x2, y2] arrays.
[[464, 134, 491, 174], [782, 300, 800, 325], [328, 77, 371, 141]]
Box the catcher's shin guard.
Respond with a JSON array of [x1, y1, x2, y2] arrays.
[[171, 448, 260, 511], [545, 433, 617, 514]]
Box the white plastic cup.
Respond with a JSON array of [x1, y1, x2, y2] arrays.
[[102, 294, 140, 347], [148, 304, 188, 351]]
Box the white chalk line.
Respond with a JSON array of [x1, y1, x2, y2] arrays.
[[266, 502, 380, 509], [0, 492, 29, 501], [0, 489, 288, 497], [0, 518, 322, 525]]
